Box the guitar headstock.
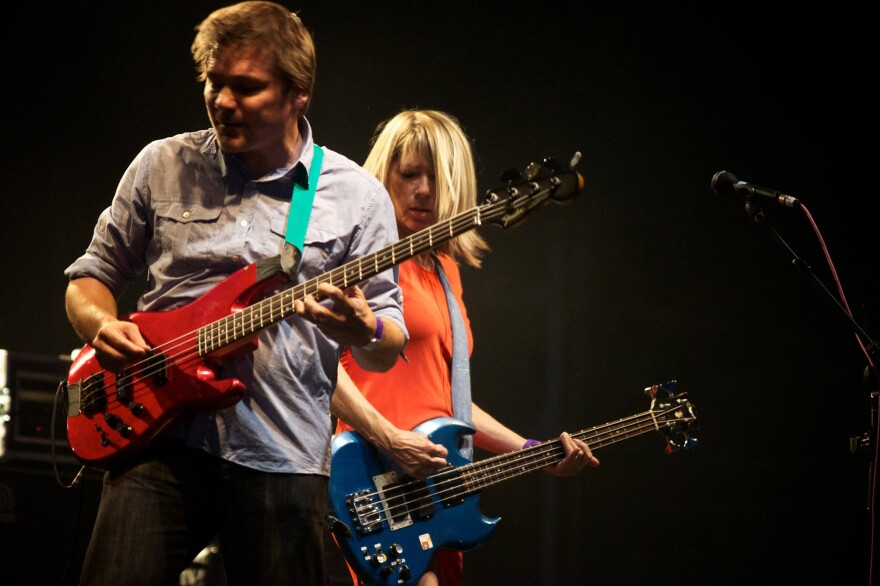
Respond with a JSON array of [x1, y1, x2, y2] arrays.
[[481, 152, 585, 229], [644, 380, 699, 454]]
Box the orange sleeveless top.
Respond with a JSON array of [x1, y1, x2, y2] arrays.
[[337, 254, 473, 433]]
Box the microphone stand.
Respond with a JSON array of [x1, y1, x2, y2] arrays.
[[745, 200, 879, 509]]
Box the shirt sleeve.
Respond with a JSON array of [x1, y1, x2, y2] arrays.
[[346, 175, 408, 343], [63, 143, 154, 298]]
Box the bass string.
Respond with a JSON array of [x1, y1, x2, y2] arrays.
[[351, 411, 670, 528]]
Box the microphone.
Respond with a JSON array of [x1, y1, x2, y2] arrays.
[[711, 171, 801, 208]]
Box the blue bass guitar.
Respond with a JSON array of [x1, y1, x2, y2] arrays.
[[329, 383, 697, 585]]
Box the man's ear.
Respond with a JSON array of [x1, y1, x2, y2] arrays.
[[292, 90, 310, 112]]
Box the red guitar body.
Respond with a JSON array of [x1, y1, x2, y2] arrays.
[[66, 262, 289, 469]]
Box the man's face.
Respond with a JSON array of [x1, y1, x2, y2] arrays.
[[203, 43, 304, 169]]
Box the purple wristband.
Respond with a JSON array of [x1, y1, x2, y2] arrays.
[[362, 317, 384, 350], [522, 439, 540, 449], [373, 316, 384, 341]]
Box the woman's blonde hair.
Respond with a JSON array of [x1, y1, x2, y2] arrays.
[[364, 110, 489, 268]]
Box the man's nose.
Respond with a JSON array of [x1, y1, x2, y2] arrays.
[[215, 87, 235, 108]]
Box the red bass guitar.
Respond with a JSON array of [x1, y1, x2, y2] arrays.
[[64, 156, 585, 469]]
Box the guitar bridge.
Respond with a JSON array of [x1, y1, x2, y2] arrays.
[[345, 469, 430, 537], [73, 373, 106, 416]]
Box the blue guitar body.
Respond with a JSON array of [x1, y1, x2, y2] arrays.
[[329, 417, 499, 585], [329, 386, 697, 585]]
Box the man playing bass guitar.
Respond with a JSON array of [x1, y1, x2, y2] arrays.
[[64, 3, 407, 583]]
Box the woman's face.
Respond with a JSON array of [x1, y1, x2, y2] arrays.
[[387, 151, 437, 237]]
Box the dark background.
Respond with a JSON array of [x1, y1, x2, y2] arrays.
[[1, 2, 877, 585]]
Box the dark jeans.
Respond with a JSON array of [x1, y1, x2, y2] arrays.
[[80, 438, 328, 585]]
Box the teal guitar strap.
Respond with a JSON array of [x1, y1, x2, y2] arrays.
[[281, 144, 323, 276]]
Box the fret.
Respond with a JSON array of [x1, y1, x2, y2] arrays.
[[276, 291, 286, 326], [469, 467, 483, 491], [266, 296, 275, 323], [476, 465, 487, 490], [205, 323, 215, 353], [232, 312, 241, 340], [254, 300, 266, 328], [260, 296, 268, 323], [463, 467, 475, 494], [240, 308, 249, 337], [480, 463, 495, 488], [207, 323, 217, 353]]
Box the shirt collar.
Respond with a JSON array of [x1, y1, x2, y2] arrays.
[[206, 117, 316, 185]]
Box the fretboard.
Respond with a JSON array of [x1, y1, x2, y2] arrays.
[[196, 197, 509, 355], [432, 409, 663, 497]]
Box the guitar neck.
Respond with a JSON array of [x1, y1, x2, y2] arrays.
[[196, 200, 505, 355], [194, 163, 582, 356], [439, 409, 660, 494]]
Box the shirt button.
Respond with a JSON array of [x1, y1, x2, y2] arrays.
[[182, 211, 191, 219], [240, 219, 248, 227]]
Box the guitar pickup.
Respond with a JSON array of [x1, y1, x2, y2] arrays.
[[409, 480, 439, 519], [145, 351, 168, 386], [374, 471, 414, 531], [116, 352, 167, 415]]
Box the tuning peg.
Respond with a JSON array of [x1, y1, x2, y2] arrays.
[[569, 151, 582, 169], [499, 168, 521, 183]]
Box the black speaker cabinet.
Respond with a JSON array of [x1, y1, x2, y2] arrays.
[[0, 349, 99, 585], [0, 349, 81, 468]]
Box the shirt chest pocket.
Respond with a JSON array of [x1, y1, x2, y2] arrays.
[[154, 201, 225, 275], [268, 212, 344, 282]]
